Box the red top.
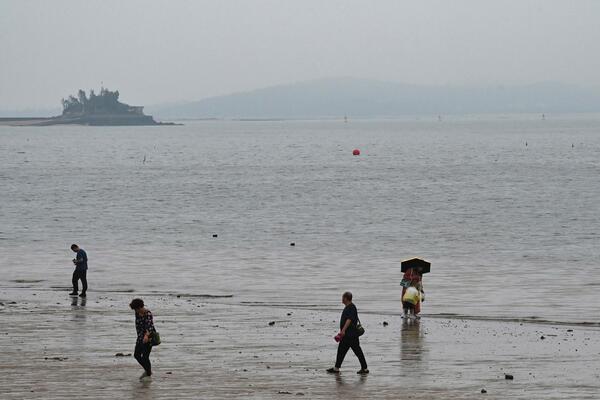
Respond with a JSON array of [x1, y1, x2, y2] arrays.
[[403, 268, 422, 284]]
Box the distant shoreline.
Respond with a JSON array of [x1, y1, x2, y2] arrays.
[[0, 116, 180, 127], [3, 112, 600, 126]]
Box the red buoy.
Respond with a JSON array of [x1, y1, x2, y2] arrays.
[[352, 149, 360, 156]]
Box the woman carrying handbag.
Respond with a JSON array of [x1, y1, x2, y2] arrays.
[[129, 298, 160, 380]]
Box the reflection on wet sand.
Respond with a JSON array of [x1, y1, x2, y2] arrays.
[[400, 319, 425, 371], [71, 296, 87, 308], [137, 381, 154, 398], [70, 296, 87, 323], [333, 371, 367, 398]]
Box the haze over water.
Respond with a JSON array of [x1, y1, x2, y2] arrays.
[[1, 115, 599, 324]]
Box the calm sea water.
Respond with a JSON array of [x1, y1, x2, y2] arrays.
[[1, 116, 599, 323]]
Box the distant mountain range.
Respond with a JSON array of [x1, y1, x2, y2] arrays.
[[147, 78, 600, 119], [4, 78, 600, 119]]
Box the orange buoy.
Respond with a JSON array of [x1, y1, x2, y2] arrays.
[[352, 149, 360, 156]]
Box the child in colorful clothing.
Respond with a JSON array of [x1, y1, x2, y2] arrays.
[[129, 298, 156, 380]]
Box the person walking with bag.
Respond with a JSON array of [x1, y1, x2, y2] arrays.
[[130, 298, 158, 380], [327, 291, 369, 375]]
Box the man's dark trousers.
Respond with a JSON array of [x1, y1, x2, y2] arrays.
[[72, 269, 87, 293], [335, 335, 368, 369]]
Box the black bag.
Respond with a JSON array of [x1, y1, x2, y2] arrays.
[[150, 331, 161, 346], [355, 319, 365, 337]]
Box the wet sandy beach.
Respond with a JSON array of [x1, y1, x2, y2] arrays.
[[1, 286, 599, 399]]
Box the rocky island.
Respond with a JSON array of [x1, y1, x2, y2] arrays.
[[0, 87, 173, 126]]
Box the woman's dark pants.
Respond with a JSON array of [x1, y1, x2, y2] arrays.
[[134, 342, 153, 374], [335, 335, 368, 370], [72, 269, 87, 293]]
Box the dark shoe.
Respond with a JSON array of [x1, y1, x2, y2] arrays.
[[357, 369, 369, 375], [79, 292, 86, 298], [69, 292, 78, 296], [326, 368, 340, 374]]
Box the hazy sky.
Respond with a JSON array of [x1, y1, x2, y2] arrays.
[[1, 0, 599, 109]]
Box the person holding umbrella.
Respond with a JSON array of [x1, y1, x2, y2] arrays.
[[400, 258, 430, 318]]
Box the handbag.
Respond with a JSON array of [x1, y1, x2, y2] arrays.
[[400, 278, 412, 288], [355, 319, 365, 337], [150, 331, 161, 346]]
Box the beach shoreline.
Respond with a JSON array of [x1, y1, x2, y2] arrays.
[[1, 287, 598, 399]]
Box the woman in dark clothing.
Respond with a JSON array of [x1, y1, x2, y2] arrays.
[[327, 291, 369, 375], [130, 298, 156, 380]]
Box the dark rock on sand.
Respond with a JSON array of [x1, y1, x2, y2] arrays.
[[481, 388, 487, 393], [505, 374, 514, 380], [115, 352, 132, 357], [383, 321, 389, 326], [269, 321, 276, 326]]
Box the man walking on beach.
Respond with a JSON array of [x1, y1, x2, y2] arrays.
[[69, 244, 87, 297], [327, 291, 369, 375]]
